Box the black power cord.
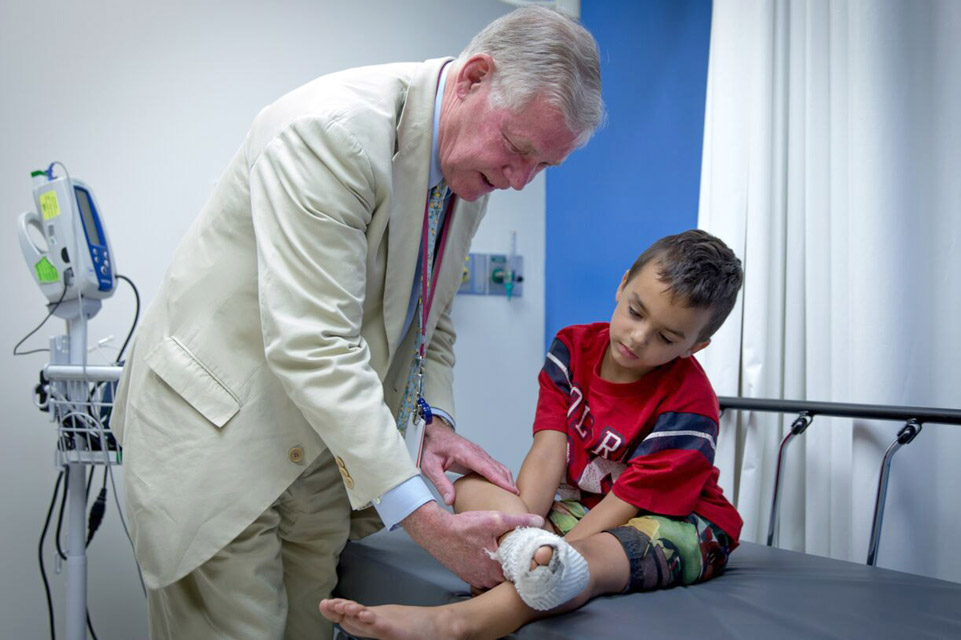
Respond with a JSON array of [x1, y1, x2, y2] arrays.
[[39, 471, 64, 640], [54, 469, 69, 562], [13, 284, 68, 356], [87, 609, 100, 640], [15, 272, 138, 360], [114, 274, 140, 364], [86, 468, 109, 548], [44, 467, 108, 640]]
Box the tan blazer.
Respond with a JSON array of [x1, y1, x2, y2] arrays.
[[112, 58, 488, 588]]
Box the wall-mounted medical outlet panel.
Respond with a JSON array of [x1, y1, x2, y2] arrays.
[[458, 253, 524, 297]]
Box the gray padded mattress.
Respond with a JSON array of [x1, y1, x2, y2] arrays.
[[334, 530, 961, 639]]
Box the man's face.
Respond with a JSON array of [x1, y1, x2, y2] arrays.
[[604, 261, 713, 384], [438, 57, 578, 201]]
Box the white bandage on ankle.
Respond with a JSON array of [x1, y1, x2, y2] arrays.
[[492, 527, 590, 611]]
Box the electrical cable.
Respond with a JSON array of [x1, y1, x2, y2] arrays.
[[82, 431, 111, 639], [61, 406, 146, 596], [39, 471, 64, 640], [40, 465, 102, 640], [86, 485, 107, 549], [87, 609, 99, 640], [13, 283, 67, 356], [114, 274, 140, 364], [54, 466, 69, 561], [96, 416, 147, 597]]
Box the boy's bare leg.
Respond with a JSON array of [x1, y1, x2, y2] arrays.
[[455, 473, 558, 544], [320, 531, 630, 640]]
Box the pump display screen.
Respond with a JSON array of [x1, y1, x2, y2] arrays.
[[75, 187, 102, 246]]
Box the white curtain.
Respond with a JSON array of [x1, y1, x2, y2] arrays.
[[697, 0, 961, 583]]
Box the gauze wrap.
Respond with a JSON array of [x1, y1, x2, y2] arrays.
[[491, 527, 590, 611]]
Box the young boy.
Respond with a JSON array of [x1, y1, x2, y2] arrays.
[[321, 229, 744, 640]]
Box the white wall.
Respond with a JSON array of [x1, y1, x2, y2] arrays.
[[451, 182, 547, 475], [0, 1, 546, 637]]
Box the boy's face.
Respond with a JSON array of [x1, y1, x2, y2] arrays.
[[603, 261, 713, 383]]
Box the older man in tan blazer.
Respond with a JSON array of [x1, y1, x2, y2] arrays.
[[112, 7, 603, 639]]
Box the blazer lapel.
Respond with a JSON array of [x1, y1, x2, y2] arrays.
[[383, 58, 452, 359]]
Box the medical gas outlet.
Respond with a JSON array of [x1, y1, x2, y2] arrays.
[[458, 252, 524, 299]]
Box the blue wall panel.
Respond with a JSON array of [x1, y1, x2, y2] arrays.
[[544, 0, 712, 347]]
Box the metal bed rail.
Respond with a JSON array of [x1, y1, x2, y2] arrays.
[[717, 397, 961, 566]]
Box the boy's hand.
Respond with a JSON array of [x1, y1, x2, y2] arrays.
[[401, 501, 543, 588], [420, 419, 518, 504]]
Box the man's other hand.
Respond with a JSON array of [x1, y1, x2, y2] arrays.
[[420, 419, 518, 505]]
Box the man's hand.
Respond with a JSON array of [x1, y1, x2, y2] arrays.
[[419, 419, 518, 505], [401, 501, 543, 589]]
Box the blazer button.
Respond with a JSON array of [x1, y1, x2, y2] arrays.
[[335, 458, 355, 489], [288, 446, 305, 464]]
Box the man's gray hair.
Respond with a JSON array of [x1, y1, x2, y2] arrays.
[[459, 6, 604, 146]]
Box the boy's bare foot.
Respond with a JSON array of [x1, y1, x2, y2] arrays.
[[320, 598, 469, 640]]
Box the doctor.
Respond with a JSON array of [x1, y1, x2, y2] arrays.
[[113, 6, 603, 639]]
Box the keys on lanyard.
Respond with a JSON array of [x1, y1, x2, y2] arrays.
[[406, 362, 431, 468], [416, 397, 433, 425], [415, 369, 433, 425]]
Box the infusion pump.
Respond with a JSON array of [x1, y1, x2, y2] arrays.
[[18, 170, 116, 304]]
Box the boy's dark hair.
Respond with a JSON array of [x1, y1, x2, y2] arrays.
[[626, 229, 743, 342]]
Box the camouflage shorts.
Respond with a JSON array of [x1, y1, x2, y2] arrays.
[[547, 499, 732, 592], [608, 513, 733, 591]]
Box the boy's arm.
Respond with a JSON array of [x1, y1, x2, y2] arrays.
[[564, 491, 639, 541], [516, 430, 568, 518]]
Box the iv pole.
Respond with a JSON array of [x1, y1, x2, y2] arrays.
[[20, 166, 127, 639], [52, 296, 101, 640], [44, 299, 124, 640]]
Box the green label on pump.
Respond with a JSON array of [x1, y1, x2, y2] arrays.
[[35, 257, 59, 283]]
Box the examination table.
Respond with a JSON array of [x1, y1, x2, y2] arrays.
[[334, 398, 961, 638], [333, 528, 961, 639]]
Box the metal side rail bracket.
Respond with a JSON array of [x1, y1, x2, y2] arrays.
[[717, 397, 961, 565]]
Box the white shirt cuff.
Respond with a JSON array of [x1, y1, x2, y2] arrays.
[[372, 475, 434, 530], [431, 407, 455, 430]]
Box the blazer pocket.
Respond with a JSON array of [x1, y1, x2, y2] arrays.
[[144, 336, 240, 428]]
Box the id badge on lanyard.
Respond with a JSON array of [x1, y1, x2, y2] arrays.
[[405, 407, 427, 468], [405, 367, 434, 467]]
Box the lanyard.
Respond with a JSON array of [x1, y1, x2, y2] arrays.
[[417, 194, 456, 410], [416, 191, 455, 372]]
